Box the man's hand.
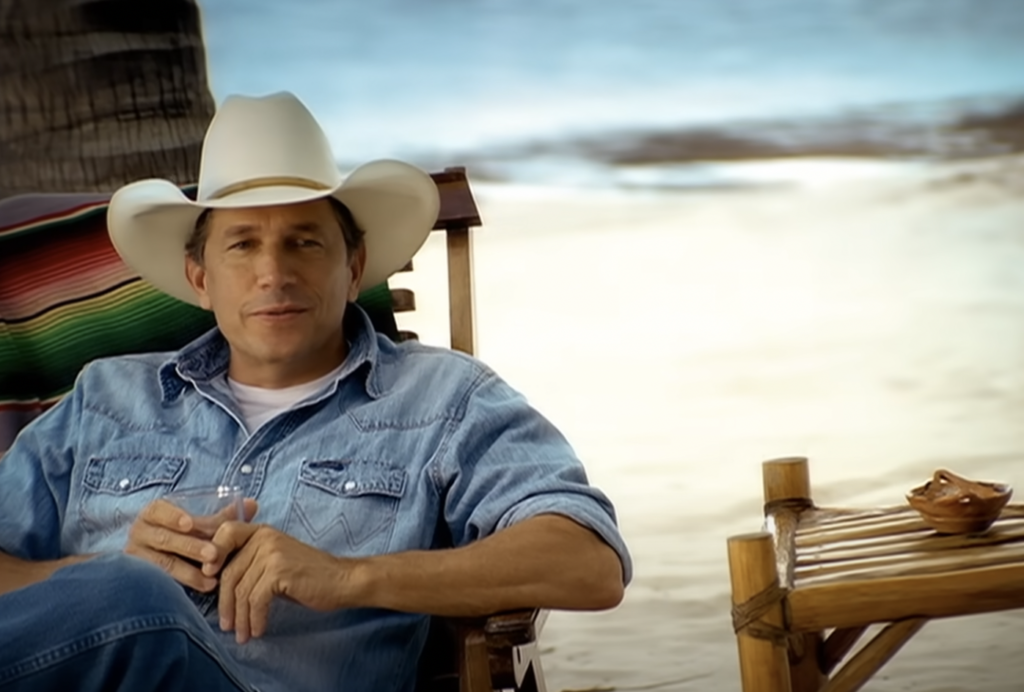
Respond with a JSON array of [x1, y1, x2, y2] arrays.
[[205, 522, 353, 644], [124, 498, 258, 592]]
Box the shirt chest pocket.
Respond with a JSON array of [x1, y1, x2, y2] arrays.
[[286, 459, 406, 557], [78, 455, 187, 538]]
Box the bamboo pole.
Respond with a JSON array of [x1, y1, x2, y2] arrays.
[[789, 631, 825, 692], [800, 523, 962, 551], [799, 515, 1024, 548], [769, 511, 826, 692], [762, 457, 824, 691], [799, 507, 912, 530], [763, 457, 813, 507], [798, 549, 1024, 585], [799, 533, 935, 561], [798, 506, 1024, 539], [800, 507, 907, 528], [797, 518, 933, 546], [788, 562, 1024, 632], [767, 512, 799, 589], [819, 619, 926, 692], [727, 532, 792, 692], [797, 527, 1024, 567], [795, 541, 1024, 583], [821, 627, 867, 675]]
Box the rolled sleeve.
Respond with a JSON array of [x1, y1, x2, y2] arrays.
[[0, 375, 82, 560], [496, 492, 632, 583], [438, 370, 632, 584]]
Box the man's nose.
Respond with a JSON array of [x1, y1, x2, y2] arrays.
[[254, 247, 296, 288]]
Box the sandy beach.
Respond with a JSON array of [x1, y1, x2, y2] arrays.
[[394, 154, 1024, 691]]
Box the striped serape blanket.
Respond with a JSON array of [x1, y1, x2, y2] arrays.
[[0, 193, 396, 454]]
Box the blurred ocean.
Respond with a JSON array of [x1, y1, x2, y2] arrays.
[[199, 0, 1024, 186]]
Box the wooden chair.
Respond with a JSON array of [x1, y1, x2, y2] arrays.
[[0, 167, 547, 692], [727, 456, 1024, 692], [410, 168, 549, 692]]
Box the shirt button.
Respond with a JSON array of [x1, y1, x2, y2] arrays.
[[343, 480, 357, 492], [240, 464, 253, 475], [118, 478, 131, 490]]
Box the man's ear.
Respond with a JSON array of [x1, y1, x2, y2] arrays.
[[184, 255, 213, 310], [346, 244, 368, 302]]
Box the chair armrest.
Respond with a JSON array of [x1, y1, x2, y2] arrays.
[[417, 609, 549, 692], [477, 609, 549, 692], [484, 608, 548, 640]]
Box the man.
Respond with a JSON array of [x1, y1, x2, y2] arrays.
[[0, 92, 630, 691]]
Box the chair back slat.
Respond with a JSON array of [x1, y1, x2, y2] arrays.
[[390, 288, 416, 313], [426, 167, 480, 355], [431, 167, 482, 231]]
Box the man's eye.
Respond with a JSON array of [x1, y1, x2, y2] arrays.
[[229, 240, 253, 250], [297, 239, 322, 248]]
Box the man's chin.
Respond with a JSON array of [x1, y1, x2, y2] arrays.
[[256, 336, 343, 363]]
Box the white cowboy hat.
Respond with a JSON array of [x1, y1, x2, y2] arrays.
[[107, 91, 439, 306]]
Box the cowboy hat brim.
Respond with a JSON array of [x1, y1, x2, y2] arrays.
[[107, 159, 439, 307]]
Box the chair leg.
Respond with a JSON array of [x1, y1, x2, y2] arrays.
[[458, 627, 493, 692], [728, 532, 793, 692]]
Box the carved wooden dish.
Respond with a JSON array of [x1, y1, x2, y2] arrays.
[[907, 469, 1012, 534]]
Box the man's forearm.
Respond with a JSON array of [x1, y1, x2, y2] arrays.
[[0, 551, 92, 597], [347, 514, 624, 617]]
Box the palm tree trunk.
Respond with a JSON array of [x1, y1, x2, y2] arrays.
[[0, 0, 215, 197]]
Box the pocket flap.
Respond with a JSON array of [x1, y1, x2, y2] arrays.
[[298, 460, 405, 499], [84, 455, 187, 495]]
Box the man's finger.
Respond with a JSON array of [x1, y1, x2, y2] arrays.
[[140, 499, 194, 533], [218, 537, 257, 632], [205, 521, 260, 577], [232, 556, 267, 644], [132, 521, 217, 564], [129, 546, 217, 592], [247, 572, 275, 640]]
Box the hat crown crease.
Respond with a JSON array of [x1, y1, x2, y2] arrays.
[[209, 176, 331, 201]]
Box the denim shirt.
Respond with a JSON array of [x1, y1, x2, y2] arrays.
[[0, 305, 631, 692]]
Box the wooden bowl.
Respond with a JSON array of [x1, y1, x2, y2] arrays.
[[907, 469, 1012, 534]]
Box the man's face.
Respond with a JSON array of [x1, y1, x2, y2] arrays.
[[184, 199, 366, 386]]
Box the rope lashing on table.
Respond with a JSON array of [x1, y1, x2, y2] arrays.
[[731, 582, 795, 649]]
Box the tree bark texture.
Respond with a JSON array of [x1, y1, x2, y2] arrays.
[[0, 0, 215, 197]]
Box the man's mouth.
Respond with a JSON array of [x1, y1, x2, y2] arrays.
[[252, 305, 307, 318]]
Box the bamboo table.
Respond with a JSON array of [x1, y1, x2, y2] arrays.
[[727, 457, 1024, 692]]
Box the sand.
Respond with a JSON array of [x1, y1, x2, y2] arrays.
[[394, 154, 1024, 691]]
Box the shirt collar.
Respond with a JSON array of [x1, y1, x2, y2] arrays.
[[158, 303, 383, 403]]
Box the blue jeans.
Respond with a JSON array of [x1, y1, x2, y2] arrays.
[[0, 553, 254, 691]]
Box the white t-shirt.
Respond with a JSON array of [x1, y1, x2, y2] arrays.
[[227, 362, 346, 432]]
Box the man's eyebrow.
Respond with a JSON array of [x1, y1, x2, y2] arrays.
[[218, 220, 326, 237], [287, 221, 324, 233], [221, 224, 256, 238]]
